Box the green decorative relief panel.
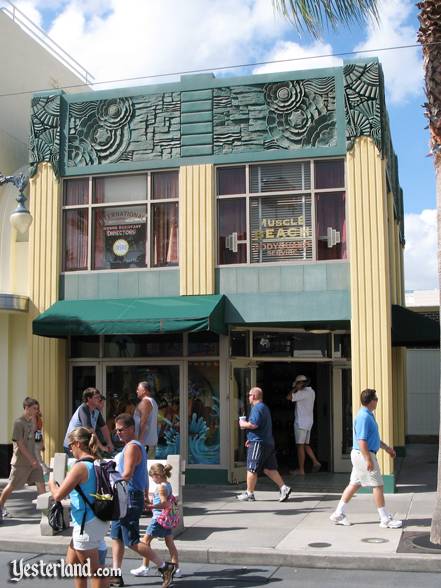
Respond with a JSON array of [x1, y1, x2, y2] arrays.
[[67, 93, 181, 167], [344, 62, 381, 151], [213, 78, 336, 154], [29, 95, 62, 177]]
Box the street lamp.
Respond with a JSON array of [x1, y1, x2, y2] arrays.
[[0, 172, 32, 234]]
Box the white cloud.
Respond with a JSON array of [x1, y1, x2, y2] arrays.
[[404, 209, 437, 290], [354, 0, 422, 104], [253, 40, 342, 75], [27, 0, 292, 89]]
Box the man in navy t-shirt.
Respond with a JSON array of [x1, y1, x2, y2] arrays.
[[237, 387, 291, 502]]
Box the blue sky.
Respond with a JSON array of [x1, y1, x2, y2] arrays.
[[9, 0, 436, 290]]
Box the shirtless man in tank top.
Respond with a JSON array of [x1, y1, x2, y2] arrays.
[[134, 381, 158, 459]]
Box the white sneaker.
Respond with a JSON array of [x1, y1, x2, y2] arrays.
[[130, 565, 151, 577], [279, 486, 292, 502], [330, 512, 351, 526], [236, 491, 255, 501], [174, 568, 182, 578], [379, 515, 402, 529]]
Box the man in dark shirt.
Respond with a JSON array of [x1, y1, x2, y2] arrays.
[[237, 387, 291, 502], [63, 388, 114, 454]]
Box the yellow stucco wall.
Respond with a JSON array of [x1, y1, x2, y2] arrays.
[[179, 164, 215, 295], [28, 163, 66, 459], [346, 137, 394, 475]]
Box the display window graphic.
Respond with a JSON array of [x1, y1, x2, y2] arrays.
[[94, 206, 147, 269], [250, 195, 312, 262], [188, 362, 220, 465]]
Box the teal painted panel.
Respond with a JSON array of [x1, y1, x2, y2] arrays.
[[182, 133, 213, 146], [280, 266, 305, 292], [138, 271, 161, 297], [117, 272, 140, 298], [62, 274, 79, 300], [304, 264, 327, 291], [78, 274, 99, 300], [182, 89, 213, 101], [258, 267, 281, 293], [98, 273, 119, 298], [216, 268, 238, 293], [181, 111, 213, 124], [181, 122, 213, 135], [185, 469, 229, 484], [326, 263, 349, 290], [180, 145, 213, 157], [181, 100, 212, 113], [236, 268, 259, 293], [158, 270, 180, 296]]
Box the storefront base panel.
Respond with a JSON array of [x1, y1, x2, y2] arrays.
[[358, 474, 396, 494], [0, 444, 12, 478], [186, 469, 229, 485]]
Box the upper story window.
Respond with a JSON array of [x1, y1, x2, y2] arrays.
[[62, 171, 179, 271], [217, 159, 346, 265]]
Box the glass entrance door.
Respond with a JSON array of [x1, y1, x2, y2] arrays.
[[332, 366, 352, 472], [229, 362, 257, 483], [104, 364, 181, 459], [70, 364, 99, 412]]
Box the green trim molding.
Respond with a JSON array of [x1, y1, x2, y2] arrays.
[[185, 469, 229, 485]]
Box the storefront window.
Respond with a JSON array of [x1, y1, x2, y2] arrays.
[[93, 205, 147, 270], [333, 334, 351, 358], [188, 332, 219, 356], [103, 334, 183, 357], [70, 336, 100, 358], [230, 331, 250, 356], [106, 365, 180, 458], [217, 159, 345, 265], [188, 362, 220, 464], [253, 331, 330, 357], [62, 170, 179, 271]]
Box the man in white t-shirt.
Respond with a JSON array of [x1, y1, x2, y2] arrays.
[[287, 375, 321, 475]]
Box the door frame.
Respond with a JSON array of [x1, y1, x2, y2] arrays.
[[228, 360, 258, 483], [332, 364, 352, 472]]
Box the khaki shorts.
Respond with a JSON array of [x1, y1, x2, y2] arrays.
[[8, 465, 44, 489], [72, 517, 110, 551], [294, 425, 311, 444], [350, 449, 384, 487]]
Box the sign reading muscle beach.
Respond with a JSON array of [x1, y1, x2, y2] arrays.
[[250, 195, 313, 263]]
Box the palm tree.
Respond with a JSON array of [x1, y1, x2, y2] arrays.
[[272, 0, 441, 543], [417, 0, 441, 545]]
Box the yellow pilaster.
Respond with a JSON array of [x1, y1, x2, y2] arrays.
[[179, 164, 215, 295], [28, 163, 66, 459], [347, 137, 393, 475]]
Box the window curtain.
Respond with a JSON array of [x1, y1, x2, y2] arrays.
[[64, 209, 88, 270], [152, 172, 179, 199], [217, 167, 246, 195], [218, 198, 247, 264], [64, 179, 89, 206], [152, 203, 178, 267], [93, 181, 106, 268], [315, 192, 346, 260]]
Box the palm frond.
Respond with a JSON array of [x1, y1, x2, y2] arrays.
[[272, 0, 379, 38]]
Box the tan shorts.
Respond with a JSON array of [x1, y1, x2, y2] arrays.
[[72, 517, 110, 551], [350, 449, 384, 487], [294, 426, 311, 444], [8, 464, 45, 489]]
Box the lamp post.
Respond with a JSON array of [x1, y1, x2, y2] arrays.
[[0, 172, 33, 234]]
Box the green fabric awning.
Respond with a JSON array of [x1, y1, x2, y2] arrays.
[[33, 295, 226, 338], [392, 304, 440, 347]]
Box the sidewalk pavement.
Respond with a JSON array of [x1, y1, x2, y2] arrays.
[[0, 444, 439, 572]]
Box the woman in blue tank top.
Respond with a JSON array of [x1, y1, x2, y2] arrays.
[[48, 427, 109, 587]]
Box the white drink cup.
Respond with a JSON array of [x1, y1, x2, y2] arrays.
[[239, 416, 247, 428]]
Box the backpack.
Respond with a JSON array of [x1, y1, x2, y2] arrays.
[[156, 493, 180, 529], [75, 458, 129, 534]]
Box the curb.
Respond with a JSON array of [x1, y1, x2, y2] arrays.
[[0, 538, 440, 573]]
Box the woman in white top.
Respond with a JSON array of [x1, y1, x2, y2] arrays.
[[133, 381, 158, 458], [287, 375, 321, 475]]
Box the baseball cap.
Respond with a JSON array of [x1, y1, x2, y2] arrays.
[[293, 375, 308, 386]]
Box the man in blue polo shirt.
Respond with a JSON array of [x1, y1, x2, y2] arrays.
[[330, 388, 402, 528], [236, 387, 291, 502]]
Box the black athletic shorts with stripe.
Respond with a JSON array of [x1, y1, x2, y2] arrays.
[[246, 441, 278, 474]]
